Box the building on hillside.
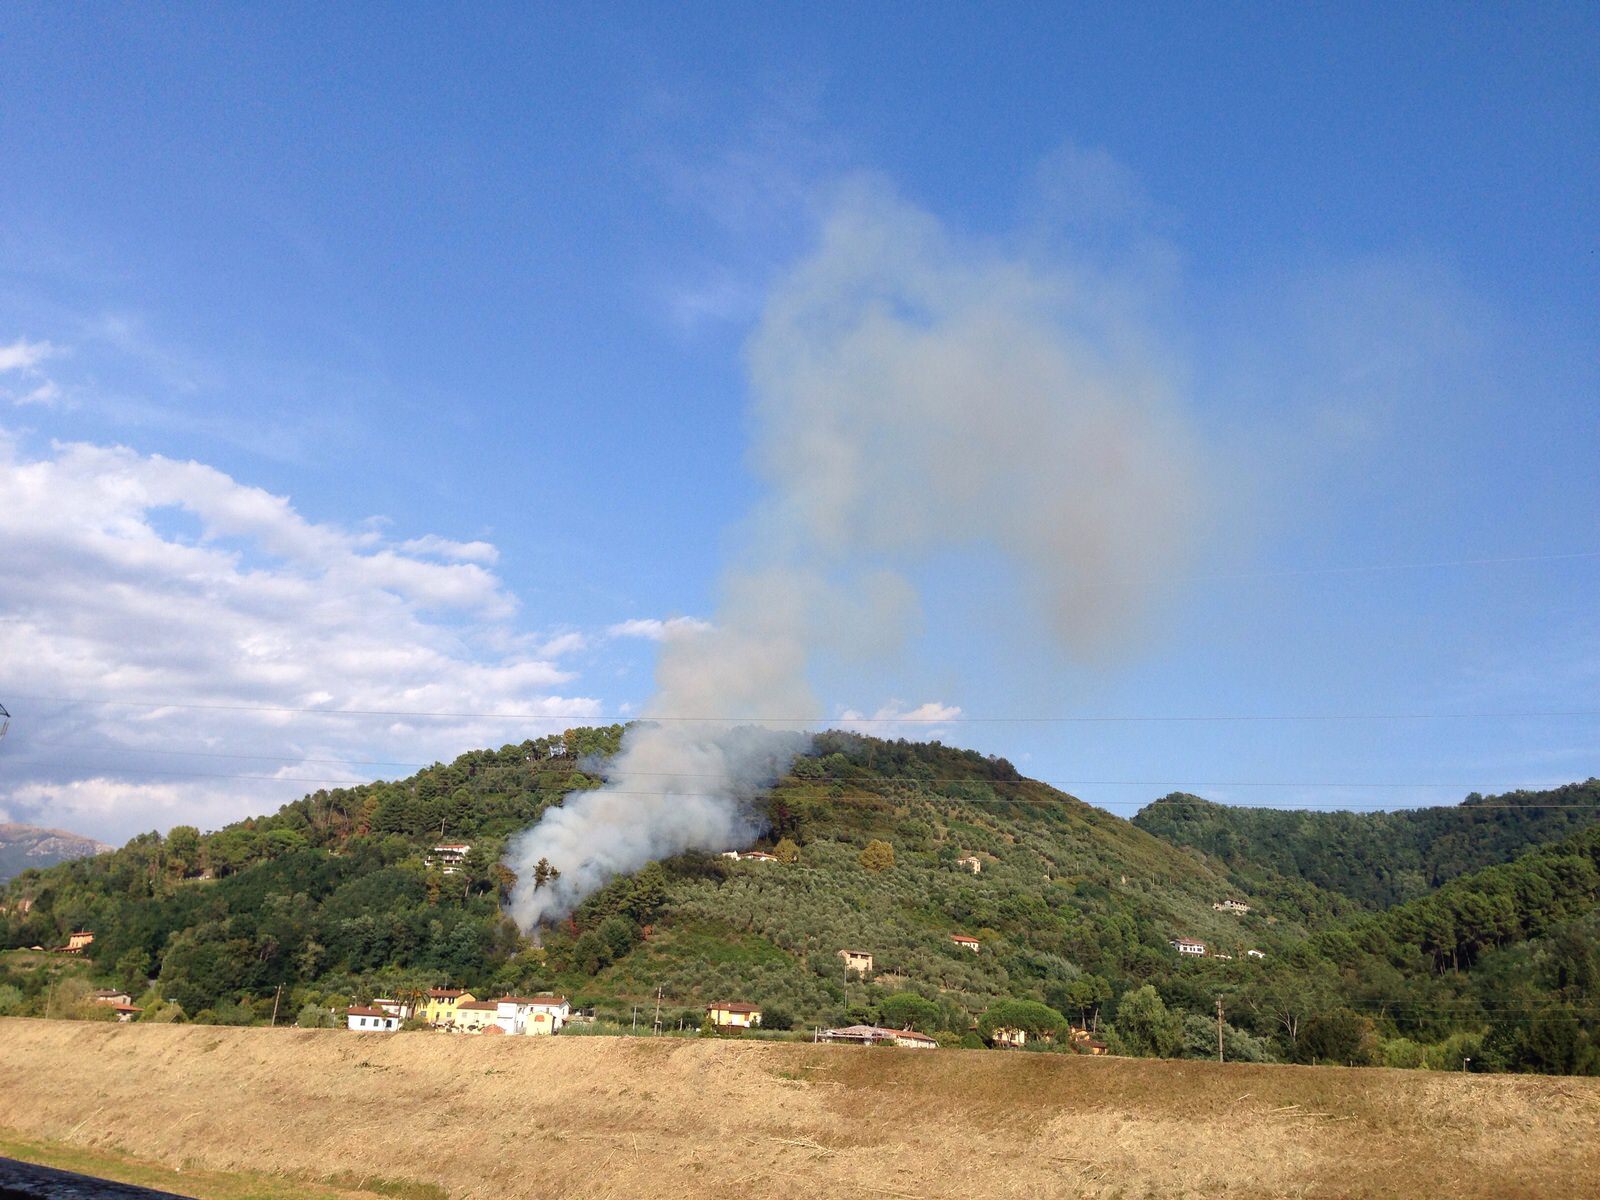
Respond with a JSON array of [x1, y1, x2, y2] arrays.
[[720, 850, 742, 860], [837, 949, 873, 975], [495, 994, 571, 1035], [950, 933, 980, 953], [741, 851, 778, 862], [1246, 949, 1267, 960], [1213, 952, 1234, 960], [816, 1024, 938, 1049], [453, 999, 500, 1032], [90, 989, 133, 1007], [371, 997, 413, 1020], [61, 930, 94, 954], [1068, 1026, 1109, 1055], [706, 1001, 762, 1030], [1170, 937, 1207, 956], [420, 988, 476, 1026], [425, 843, 473, 875], [956, 855, 982, 874], [1213, 899, 1252, 914], [989, 1026, 1028, 1048], [347, 1006, 401, 1032], [110, 1003, 142, 1023]]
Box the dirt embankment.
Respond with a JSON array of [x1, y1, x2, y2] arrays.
[[1, 1019, 1596, 1200]]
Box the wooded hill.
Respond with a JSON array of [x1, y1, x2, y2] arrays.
[[2, 729, 1597, 1074]]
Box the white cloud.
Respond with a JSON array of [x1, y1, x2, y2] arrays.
[[606, 616, 713, 641], [835, 700, 963, 737], [0, 432, 602, 839], [537, 631, 589, 658], [0, 338, 54, 372]]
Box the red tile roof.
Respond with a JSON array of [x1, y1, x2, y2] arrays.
[[950, 933, 980, 942], [346, 1006, 394, 1018], [457, 1000, 498, 1011], [426, 988, 468, 998]]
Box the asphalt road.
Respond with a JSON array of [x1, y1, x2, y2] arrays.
[[0, 1157, 193, 1199]]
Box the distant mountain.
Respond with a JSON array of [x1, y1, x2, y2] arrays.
[[0, 822, 113, 883], [1132, 780, 1600, 909]]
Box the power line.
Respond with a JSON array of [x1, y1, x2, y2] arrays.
[[1190, 549, 1600, 582], [10, 691, 1600, 724]]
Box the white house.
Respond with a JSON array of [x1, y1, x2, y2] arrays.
[[370, 996, 412, 1020], [1246, 948, 1267, 960], [955, 855, 983, 874], [817, 1024, 938, 1049], [950, 933, 981, 953], [425, 842, 472, 875], [495, 994, 571, 1035], [347, 1005, 401, 1032], [1212, 899, 1252, 914], [1170, 937, 1207, 956]]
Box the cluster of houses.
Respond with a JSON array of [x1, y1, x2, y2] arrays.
[[346, 989, 573, 1035], [1170, 936, 1266, 961]]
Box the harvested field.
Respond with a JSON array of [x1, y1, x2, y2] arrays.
[[1, 1019, 1597, 1200]]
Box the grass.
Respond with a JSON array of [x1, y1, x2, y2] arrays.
[[0, 1129, 389, 1199], [2, 1018, 1598, 1199]]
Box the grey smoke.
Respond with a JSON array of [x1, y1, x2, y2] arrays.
[[504, 180, 1202, 930]]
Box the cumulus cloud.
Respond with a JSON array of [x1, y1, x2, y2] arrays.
[[836, 700, 963, 738], [0, 432, 600, 840], [606, 616, 714, 641], [0, 338, 54, 372]]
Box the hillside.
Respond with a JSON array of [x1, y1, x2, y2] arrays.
[[2, 728, 1598, 1073], [0, 823, 111, 885], [2, 1021, 1597, 1200], [1133, 781, 1600, 909]]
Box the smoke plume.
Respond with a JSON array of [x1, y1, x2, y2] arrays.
[[504, 180, 1202, 930]]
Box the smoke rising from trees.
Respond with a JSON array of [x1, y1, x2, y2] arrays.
[[504, 180, 1204, 930]]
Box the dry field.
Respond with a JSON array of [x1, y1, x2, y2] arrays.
[[1, 1018, 1597, 1200]]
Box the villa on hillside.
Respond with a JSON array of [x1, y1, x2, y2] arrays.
[[425, 843, 472, 875], [420, 988, 476, 1026], [347, 1005, 401, 1032], [1246, 949, 1267, 960], [1170, 937, 1207, 956], [1213, 899, 1252, 914], [90, 989, 132, 1007], [956, 855, 982, 874], [59, 930, 94, 954], [950, 933, 980, 952], [1068, 1026, 1109, 1055], [371, 997, 413, 1020], [706, 1001, 762, 1030], [989, 1025, 1029, 1048], [838, 949, 873, 975]]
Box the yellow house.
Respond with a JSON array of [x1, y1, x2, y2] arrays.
[[420, 987, 476, 1026], [64, 930, 94, 953], [706, 1001, 762, 1029]]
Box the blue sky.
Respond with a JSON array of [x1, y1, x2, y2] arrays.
[[0, 4, 1596, 839]]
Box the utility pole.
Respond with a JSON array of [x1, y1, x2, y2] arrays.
[[631, 1004, 638, 1035], [270, 983, 283, 1027], [652, 986, 663, 1036], [1216, 996, 1225, 1063]]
